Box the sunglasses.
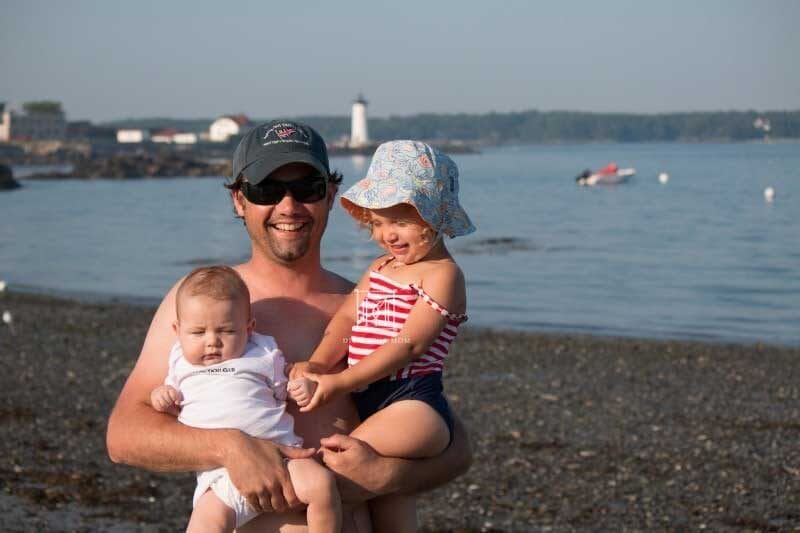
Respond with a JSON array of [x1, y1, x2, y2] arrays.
[[240, 174, 328, 205]]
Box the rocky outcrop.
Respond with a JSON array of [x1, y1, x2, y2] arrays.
[[26, 154, 231, 179], [0, 164, 21, 190]]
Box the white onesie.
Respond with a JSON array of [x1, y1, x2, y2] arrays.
[[165, 332, 302, 527]]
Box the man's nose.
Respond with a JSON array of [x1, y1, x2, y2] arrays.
[[274, 188, 303, 214]]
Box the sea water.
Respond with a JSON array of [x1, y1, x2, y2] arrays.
[[2, 142, 798, 345]]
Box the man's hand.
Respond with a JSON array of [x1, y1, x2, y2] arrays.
[[298, 372, 346, 412], [287, 377, 317, 407], [149, 385, 182, 416], [224, 432, 316, 513], [319, 433, 390, 502]]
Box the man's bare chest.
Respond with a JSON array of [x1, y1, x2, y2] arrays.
[[250, 298, 336, 363]]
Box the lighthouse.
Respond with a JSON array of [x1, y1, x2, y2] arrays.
[[349, 93, 369, 148]]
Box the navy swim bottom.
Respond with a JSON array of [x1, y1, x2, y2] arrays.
[[352, 373, 454, 443]]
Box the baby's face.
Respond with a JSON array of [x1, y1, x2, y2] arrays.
[[174, 295, 253, 366], [368, 204, 436, 265]]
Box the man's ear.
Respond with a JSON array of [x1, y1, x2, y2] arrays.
[[327, 182, 338, 211], [232, 189, 246, 218]]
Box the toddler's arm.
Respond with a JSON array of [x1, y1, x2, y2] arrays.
[[289, 263, 376, 382], [149, 384, 182, 417]]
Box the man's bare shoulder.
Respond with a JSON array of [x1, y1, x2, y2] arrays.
[[322, 268, 356, 293]]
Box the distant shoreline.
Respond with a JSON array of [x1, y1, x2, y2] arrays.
[[5, 138, 795, 181]]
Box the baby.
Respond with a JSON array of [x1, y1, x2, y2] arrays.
[[149, 265, 340, 533]]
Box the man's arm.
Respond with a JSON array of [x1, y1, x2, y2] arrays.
[[106, 282, 311, 512], [319, 413, 472, 502]]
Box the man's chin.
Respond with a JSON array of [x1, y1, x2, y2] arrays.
[[268, 241, 310, 263]]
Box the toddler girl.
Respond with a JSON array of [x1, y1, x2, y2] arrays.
[[289, 140, 475, 531]]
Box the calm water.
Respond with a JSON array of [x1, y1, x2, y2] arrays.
[[2, 143, 798, 345]]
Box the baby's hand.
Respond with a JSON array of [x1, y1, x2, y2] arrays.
[[287, 378, 317, 407], [150, 385, 183, 416]]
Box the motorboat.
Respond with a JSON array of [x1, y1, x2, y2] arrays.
[[575, 163, 635, 186]]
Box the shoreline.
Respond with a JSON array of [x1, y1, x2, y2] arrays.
[[3, 285, 797, 350], [1, 291, 799, 530]]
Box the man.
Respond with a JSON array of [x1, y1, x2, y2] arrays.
[[106, 120, 472, 531]]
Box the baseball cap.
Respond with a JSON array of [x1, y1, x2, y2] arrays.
[[231, 120, 330, 184]]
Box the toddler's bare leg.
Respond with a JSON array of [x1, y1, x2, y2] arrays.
[[347, 400, 450, 533], [187, 489, 236, 533], [287, 457, 342, 533], [369, 494, 417, 533]]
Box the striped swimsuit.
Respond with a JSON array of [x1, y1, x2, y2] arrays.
[[348, 258, 468, 379], [348, 257, 467, 433]]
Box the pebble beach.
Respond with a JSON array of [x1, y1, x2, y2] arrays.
[[1, 291, 798, 531]]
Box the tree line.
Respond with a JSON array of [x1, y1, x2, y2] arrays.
[[107, 109, 800, 143]]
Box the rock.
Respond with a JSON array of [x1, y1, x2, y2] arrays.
[[0, 164, 21, 190]]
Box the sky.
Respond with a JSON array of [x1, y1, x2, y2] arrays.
[[2, 0, 799, 122]]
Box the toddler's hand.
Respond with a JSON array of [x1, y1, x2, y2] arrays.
[[287, 378, 317, 407], [150, 385, 182, 416], [287, 361, 325, 381]]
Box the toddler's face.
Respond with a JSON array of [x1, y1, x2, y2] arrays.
[[369, 204, 436, 265], [174, 295, 253, 366]]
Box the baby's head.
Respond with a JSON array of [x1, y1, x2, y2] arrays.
[[173, 265, 254, 366], [340, 140, 475, 264]]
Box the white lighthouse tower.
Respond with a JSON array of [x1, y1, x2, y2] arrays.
[[349, 93, 369, 148]]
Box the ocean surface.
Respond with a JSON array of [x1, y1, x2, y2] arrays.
[[2, 143, 798, 345]]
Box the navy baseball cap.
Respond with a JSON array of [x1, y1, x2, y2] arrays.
[[232, 120, 330, 184]]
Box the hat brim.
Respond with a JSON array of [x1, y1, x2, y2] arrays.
[[241, 153, 329, 184], [340, 195, 476, 238]]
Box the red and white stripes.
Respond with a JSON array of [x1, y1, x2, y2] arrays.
[[348, 270, 466, 380]]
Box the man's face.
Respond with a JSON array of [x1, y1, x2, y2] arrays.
[[233, 163, 335, 264]]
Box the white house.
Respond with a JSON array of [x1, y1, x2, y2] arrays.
[[0, 103, 67, 142], [209, 114, 251, 143], [116, 129, 149, 143]]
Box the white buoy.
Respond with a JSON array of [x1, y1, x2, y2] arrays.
[[0, 280, 6, 292], [658, 172, 669, 184], [764, 186, 775, 202]]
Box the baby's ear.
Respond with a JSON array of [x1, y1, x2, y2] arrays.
[[246, 317, 256, 335], [172, 321, 179, 335]]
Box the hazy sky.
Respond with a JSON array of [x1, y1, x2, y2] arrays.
[[2, 0, 798, 122]]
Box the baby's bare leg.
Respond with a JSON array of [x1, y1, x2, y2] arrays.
[[287, 458, 342, 533], [187, 490, 236, 533]]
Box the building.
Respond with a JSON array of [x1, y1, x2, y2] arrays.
[[0, 102, 67, 142], [116, 129, 150, 143], [349, 93, 369, 148], [209, 114, 251, 143], [173, 132, 198, 145], [151, 128, 179, 143]]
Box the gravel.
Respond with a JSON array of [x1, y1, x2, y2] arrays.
[[1, 291, 798, 532]]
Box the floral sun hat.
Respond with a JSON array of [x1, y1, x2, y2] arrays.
[[340, 140, 476, 238]]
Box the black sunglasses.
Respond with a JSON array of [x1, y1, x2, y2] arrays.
[[240, 174, 328, 205]]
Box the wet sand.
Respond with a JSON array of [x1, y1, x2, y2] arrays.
[[1, 291, 798, 531]]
